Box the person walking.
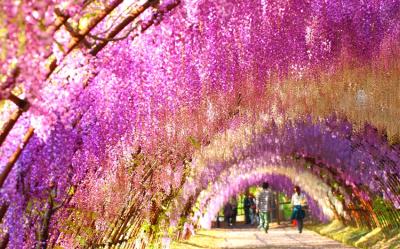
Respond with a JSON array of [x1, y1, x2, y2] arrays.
[[249, 193, 258, 225], [256, 182, 273, 233], [291, 186, 306, 233]]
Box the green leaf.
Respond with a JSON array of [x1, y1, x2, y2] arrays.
[[67, 186, 75, 196], [188, 136, 201, 149], [25, 200, 33, 212], [76, 235, 86, 247]]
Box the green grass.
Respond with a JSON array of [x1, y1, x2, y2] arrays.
[[171, 230, 224, 249], [307, 220, 400, 249]]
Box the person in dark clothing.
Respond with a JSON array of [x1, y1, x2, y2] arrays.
[[230, 197, 238, 225], [224, 202, 233, 226], [244, 192, 253, 224], [250, 194, 257, 225]]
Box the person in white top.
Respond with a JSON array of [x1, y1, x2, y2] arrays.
[[290, 186, 306, 233]]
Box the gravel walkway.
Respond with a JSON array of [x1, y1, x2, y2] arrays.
[[172, 223, 356, 249], [217, 226, 355, 249]]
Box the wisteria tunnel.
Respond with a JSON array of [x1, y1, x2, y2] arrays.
[[0, 0, 400, 248]]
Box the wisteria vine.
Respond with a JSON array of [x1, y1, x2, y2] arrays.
[[0, 0, 399, 248]]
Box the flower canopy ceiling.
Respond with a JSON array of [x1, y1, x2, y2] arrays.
[[0, 0, 399, 248]]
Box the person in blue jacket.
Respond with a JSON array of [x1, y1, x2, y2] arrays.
[[291, 186, 306, 233]]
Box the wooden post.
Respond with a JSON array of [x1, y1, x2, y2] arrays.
[[0, 233, 9, 249], [8, 93, 29, 109], [0, 204, 8, 222], [36, 192, 55, 249], [45, 0, 124, 78], [0, 127, 34, 188], [0, 109, 24, 146], [90, 0, 158, 56], [0, 94, 29, 146], [276, 193, 280, 225]]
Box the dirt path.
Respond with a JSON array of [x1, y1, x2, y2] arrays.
[[172, 224, 355, 249]]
